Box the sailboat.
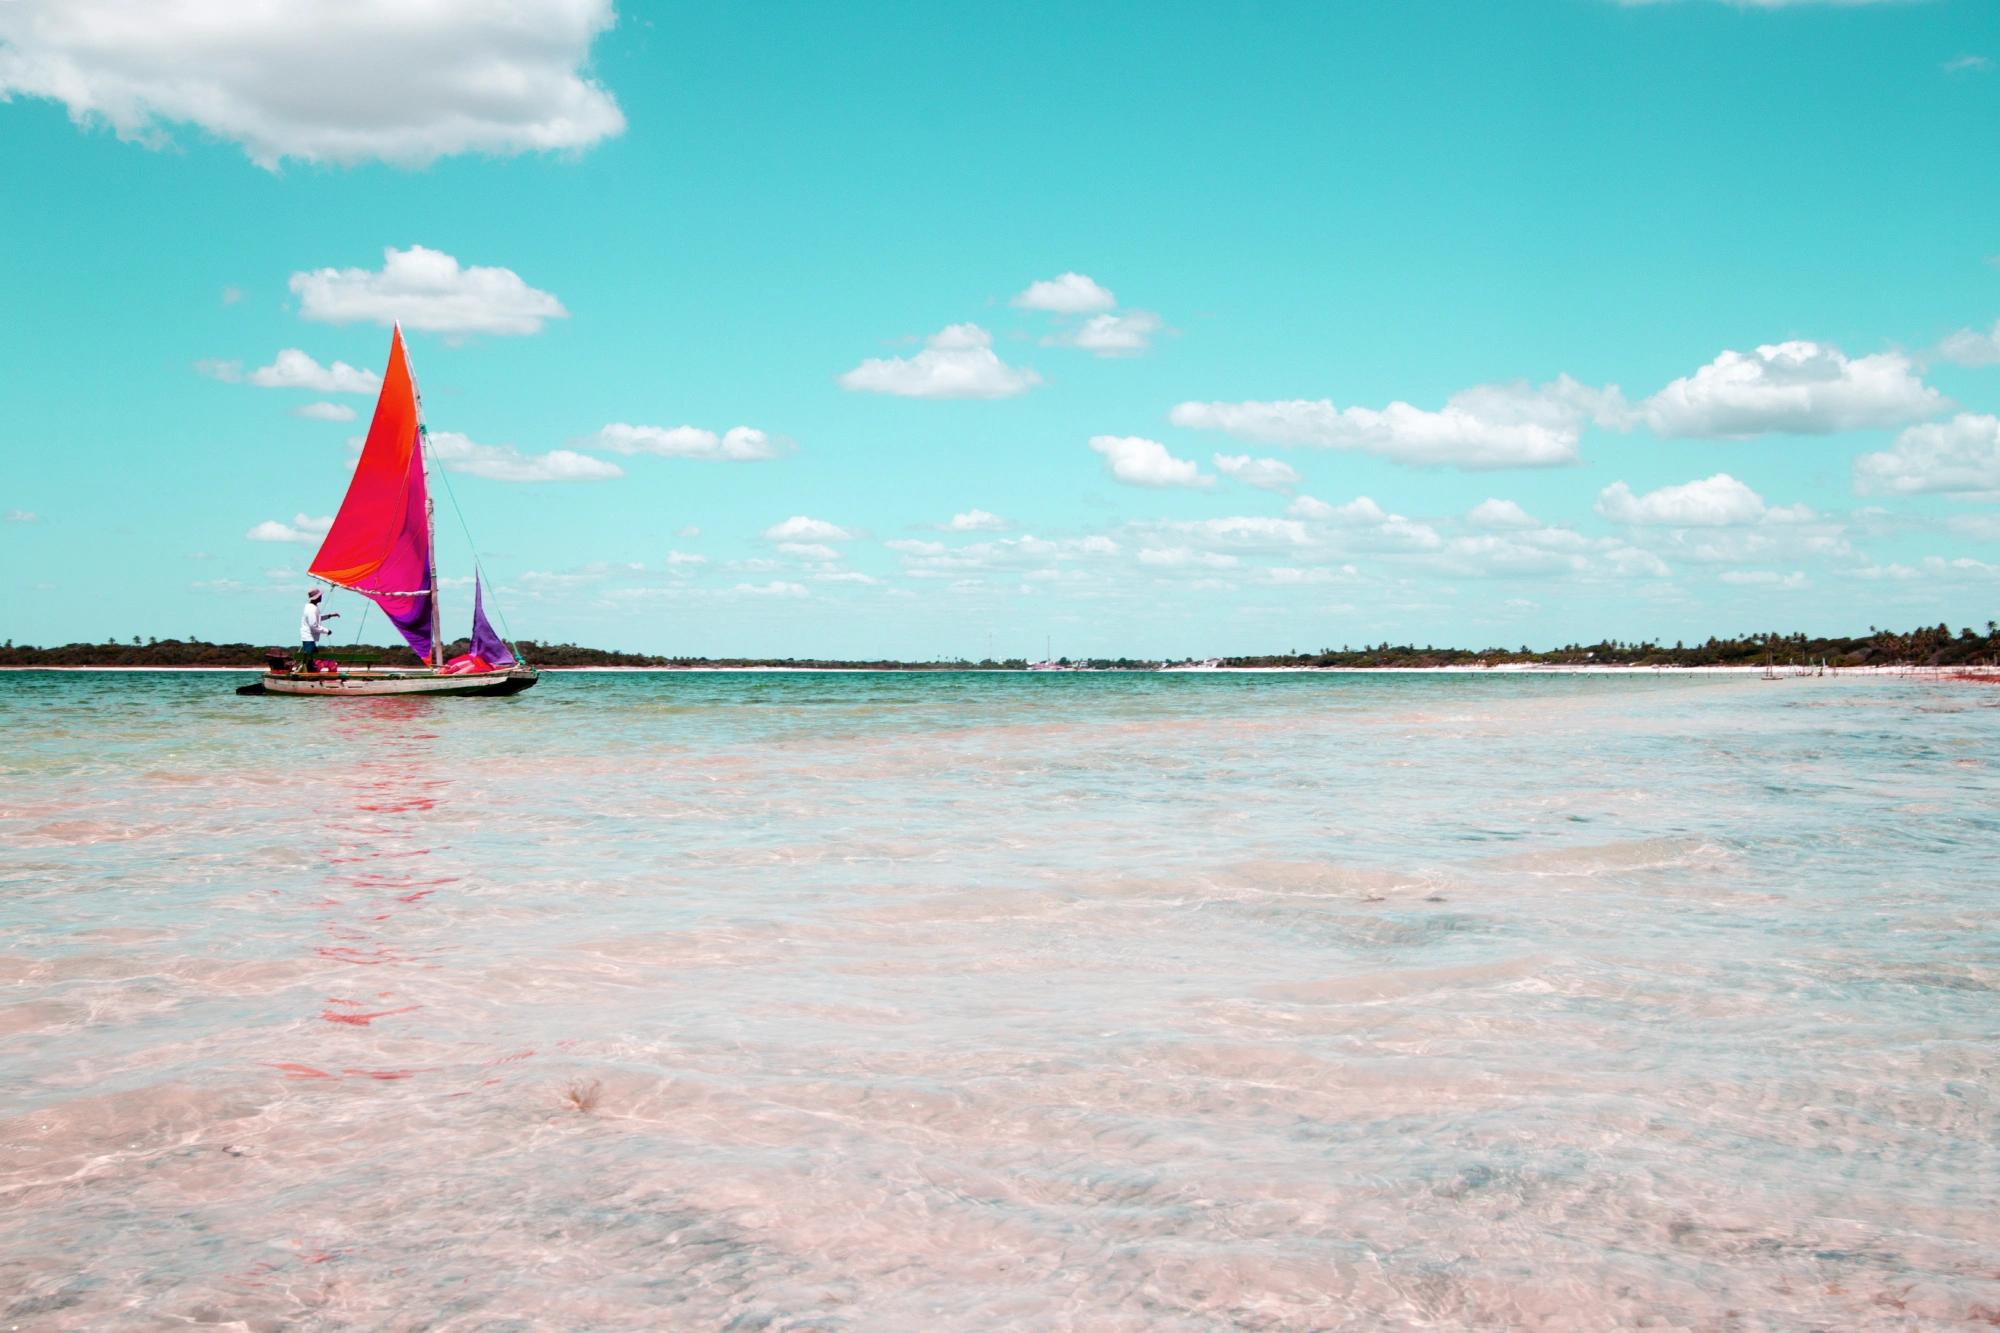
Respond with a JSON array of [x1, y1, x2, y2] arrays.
[[240, 326, 538, 698]]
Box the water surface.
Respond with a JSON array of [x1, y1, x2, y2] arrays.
[[2, 671, 1996, 1329]]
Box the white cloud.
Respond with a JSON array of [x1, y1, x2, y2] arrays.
[[1285, 495, 1341, 522], [1088, 435, 1209, 488], [946, 509, 1008, 532], [1137, 547, 1240, 569], [1720, 570, 1808, 588], [1212, 453, 1300, 491], [427, 430, 621, 483], [0, 0, 624, 169], [664, 550, 707, 568], [293, 401, 357, 422], [1433, 522, 1675, 580], [1605, 546, 1673, 578], [292, 246, 566, 336], [1012, 272, 1116, 314], [1936, 321, 2000, 368], [1596, 474, 1770, 526], [1050, 310, 1163, 358], [250, 349, 380, 393], [1017, 272, 1163, 357], [1353, 515, 1443, 552], [1854, 414, 2000, 497], [1454, 377, 1635, 433], [1138, 495, 1675, 586], [589, 424, 782, 460], [6, 509, 39, 523], [1944, 512, 2000, 544], [1846, 562, 1921, 581], [1945, 513, 2000, 542], [1641, 521, 1843, 566], [1262, 565, 1361, 586], [732, 581, 808, 598], [1171, 375, 1625, 469], [1440, 534, 1588, 577], [246, 512, 332, 543], [1642, 341, 1944, 437], [838, 323, 1040, 399], [1924, 555, 2000, 579], [676, 525, 701, 538], [1287, 495, 1389, 524], [1145, 516, 1312, 551], [888, 533, 1118, 578], [199, 351, 378, 396], [1467, 498, 1539, 529], [1282, 495, 1449, 552], [1943, 55, 1993, 74], [777, 542, 841, 561], [764, 516, 857, 542]]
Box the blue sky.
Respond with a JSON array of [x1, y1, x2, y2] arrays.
[[2, 0, 1997, 659]]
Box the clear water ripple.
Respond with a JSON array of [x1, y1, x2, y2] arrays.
[[1, 670, 1996, 1329]]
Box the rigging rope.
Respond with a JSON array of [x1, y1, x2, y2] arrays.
[[428, 444, 525, 661]]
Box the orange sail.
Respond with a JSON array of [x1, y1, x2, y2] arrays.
[[308, 327, 435, 662]]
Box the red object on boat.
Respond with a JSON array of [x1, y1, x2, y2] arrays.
[[441, 654, 493, 675]]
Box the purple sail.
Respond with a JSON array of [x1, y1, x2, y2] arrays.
[[469, 575, 515, 668], [377, 458, 434, 663]]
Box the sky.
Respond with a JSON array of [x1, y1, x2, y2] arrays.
[[2, 0, 1997, 660]]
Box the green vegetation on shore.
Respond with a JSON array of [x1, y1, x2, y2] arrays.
[[1219, 623, 2000, 670], [0, 637, 1032, 670], [2, 623, 1996, 670]]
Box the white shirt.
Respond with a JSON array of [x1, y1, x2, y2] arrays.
[[300, 600, 324, 643]]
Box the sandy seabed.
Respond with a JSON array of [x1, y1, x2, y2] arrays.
[[3, 648, 1997, 1327]]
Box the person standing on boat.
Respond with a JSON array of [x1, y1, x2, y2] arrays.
[[298, 587, 338, 671]]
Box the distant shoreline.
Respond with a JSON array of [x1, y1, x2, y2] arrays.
[[7, 624, 1994, 674], [4, 664, 1996, 678]]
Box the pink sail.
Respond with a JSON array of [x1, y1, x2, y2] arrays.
[[308, 327, 434, 663]]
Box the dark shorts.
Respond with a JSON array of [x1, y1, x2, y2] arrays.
[[300, 641, 317, 666]]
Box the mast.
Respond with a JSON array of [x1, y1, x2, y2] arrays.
[[402, 322, 442, 669], [426, 451, 439, 669]]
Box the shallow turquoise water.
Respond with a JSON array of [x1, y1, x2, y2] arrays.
[[1, 670, 1996, 1329]]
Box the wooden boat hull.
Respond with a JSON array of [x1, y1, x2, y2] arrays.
[[240, 667, 538, 697]]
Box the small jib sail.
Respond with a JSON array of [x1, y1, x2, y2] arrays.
[[468, 575, 515, 668], [308, 326, 436, 664]]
